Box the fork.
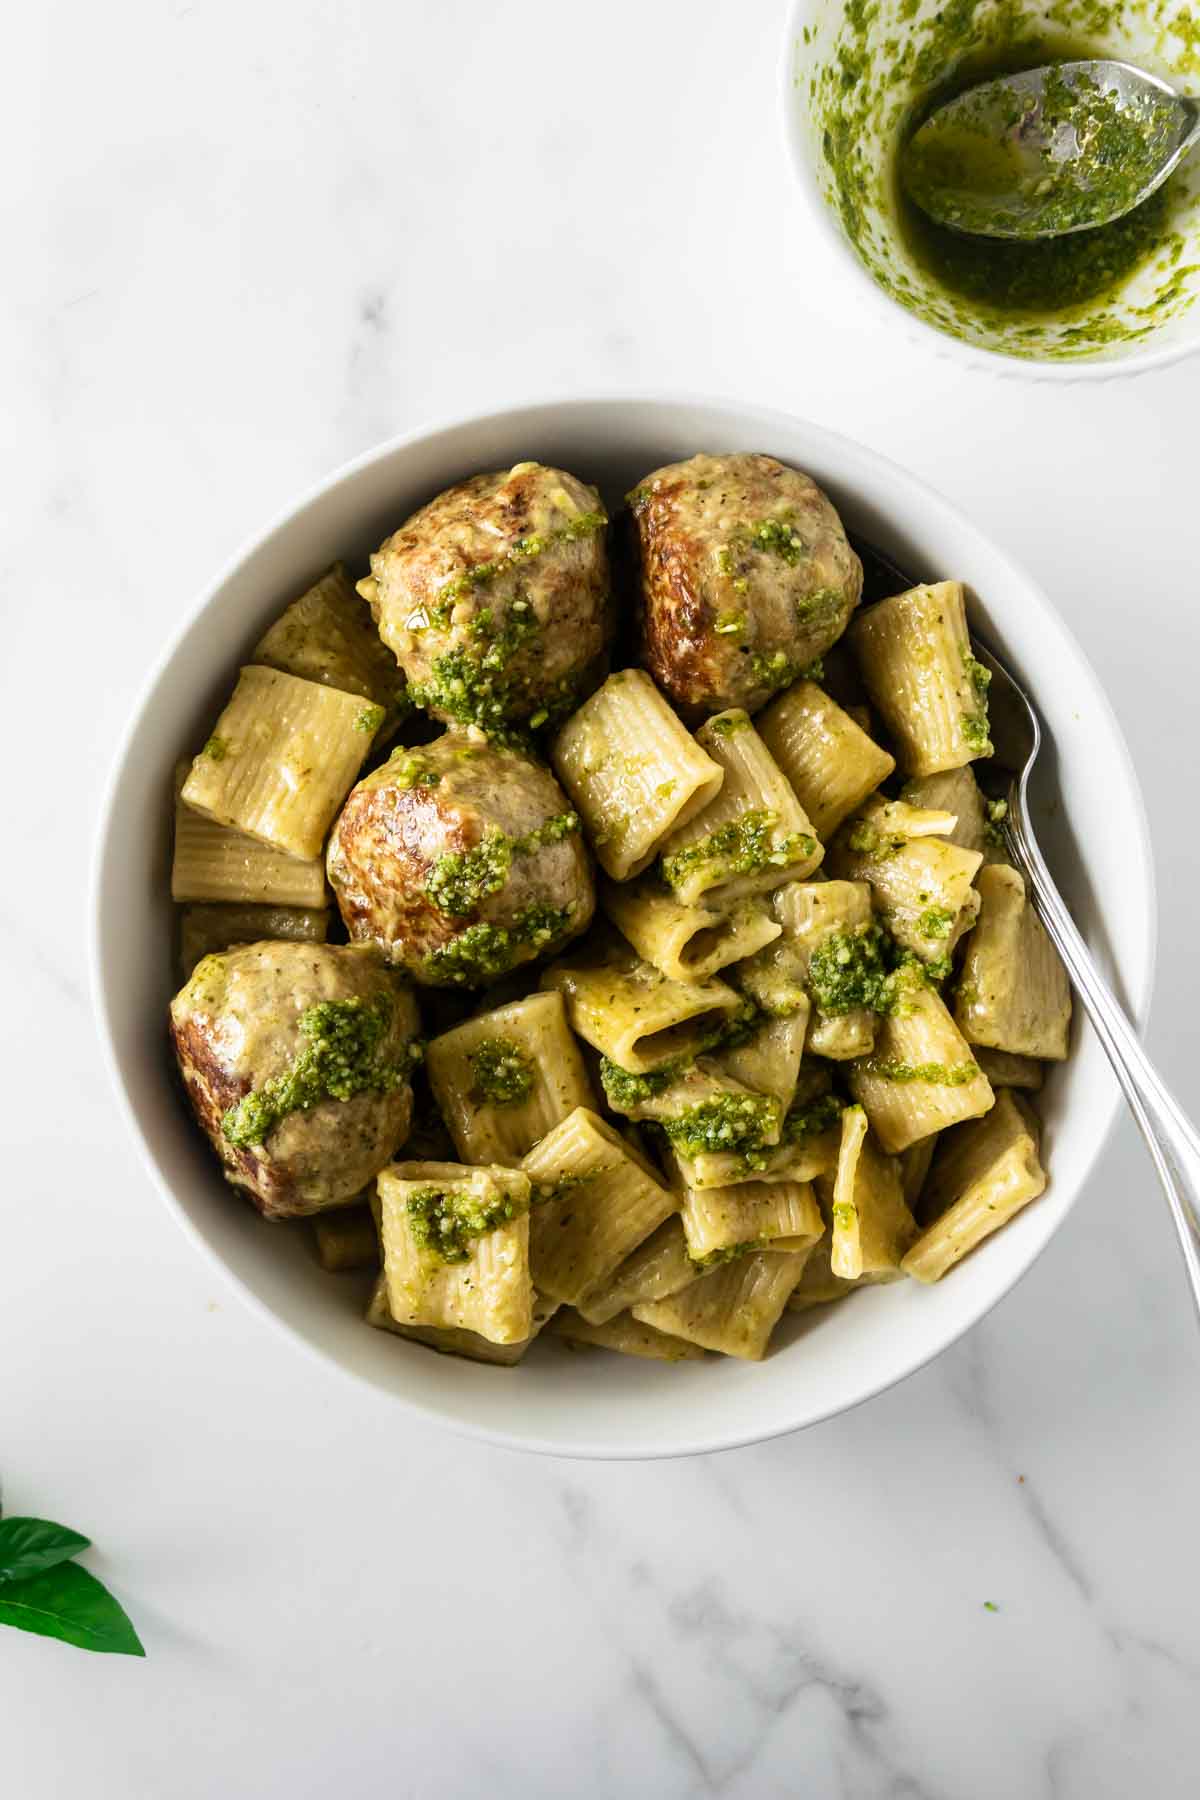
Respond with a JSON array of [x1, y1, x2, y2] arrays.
[[853, 537, 1200, 1311]]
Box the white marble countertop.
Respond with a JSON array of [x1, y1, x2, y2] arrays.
[[5, 2, 1200, 1794]]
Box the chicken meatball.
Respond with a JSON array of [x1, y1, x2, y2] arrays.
[[357, 462, 612, 735], [628, 452, 862, 718], [327, 730, 594, 986], [170, 942, 420, 1220]]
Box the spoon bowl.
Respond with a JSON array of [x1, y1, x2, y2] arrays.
[[902, 59, 1200, 240]]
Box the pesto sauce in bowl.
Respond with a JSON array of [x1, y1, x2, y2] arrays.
[[799, 0, 1200, 362], [896, 45, 1180, 322]]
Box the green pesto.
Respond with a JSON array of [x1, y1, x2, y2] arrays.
[[202, 735, 228, 762], [689, 1238, 765, 1271], [985, 796, 1009, 846], [221, 996, 421, 1148], [808, 924, 894, 1015], [468, 1035, 536, 1106], [808, 926, 950, 1016], [423, 902, 572, 986], [408, 606, 589, 738], [661, 1092, 782, 1159], [387, 751, 441, 790], [865, 1058, 982, 1084], [961, 652, 994, 754], [746, 516, 807, 564], [809, 3, 1198, 359], [423, 812, 578, 917], [714, 612, 746, 636], [354, 704, 386, 735], [832, 1200, 858, 1232], [599, 1058, 678, 1110], [423, 511, 608, 616], [780, 1091, 844, 1143], [530, 1171, 592, 1209], [425, 832, 512, 916], [845, 818, 904, 857], [917, 906, 955, 940], [747, 649, 810, 695], [901, 64, 1178, 238], [405, 1181, 529, 1264], [660, 809, 816, 893]]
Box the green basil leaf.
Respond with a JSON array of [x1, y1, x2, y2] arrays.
[[0, 1517, 91, 1585], [0, 1561, 145, 1656]]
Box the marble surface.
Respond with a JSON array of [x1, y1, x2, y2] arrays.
[[4, 2, 1200, 1794]]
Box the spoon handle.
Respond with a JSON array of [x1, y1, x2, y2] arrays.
[[1004, 790, 1200, 1315]]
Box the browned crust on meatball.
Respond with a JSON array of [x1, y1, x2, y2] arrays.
[[629, 452, 862, 719]]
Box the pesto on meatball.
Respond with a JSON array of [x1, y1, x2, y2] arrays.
[[327, 730, 595, 986], [628, 452, 863, 718], [169, 942, 421, 1220], [357, 462, 612, 736]]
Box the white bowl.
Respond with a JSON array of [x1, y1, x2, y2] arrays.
[[781, 0, 1200, 378], [91, 395, 1155, 1459]]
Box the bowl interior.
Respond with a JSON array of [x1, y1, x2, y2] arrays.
[[785, 0, 1200, 368], [93, 397, 1155, 1457]]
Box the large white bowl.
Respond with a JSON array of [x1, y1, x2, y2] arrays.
[[91, 396, 1155, 1459]]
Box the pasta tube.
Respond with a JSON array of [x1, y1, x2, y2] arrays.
[[425, 991, 594, 1167], [634, 1249, 807, 1360], [601, 877, 781, 982], [657, 710, 823, 905], [171, 763, 328, 907], [849, 580, 993, 775], [377, 1160, 533, 1344], [522, 1108, 676, 1305], [551, 669, 724, 879], [848, 974, 994, 1153], [757, 678, 895, 841], [182, 665, 380, 860], [955, 864, 1071, 1060], [901, 1091, 1046, 1282], [541, 937, 743, 1072]]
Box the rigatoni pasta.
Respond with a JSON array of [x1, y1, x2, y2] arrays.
[[376, 1160, 533, 1345], [426, 991, 594, 1166], [657, 710, 823, 904], [955, 863, 1072, 1060], [521, 1107, 676, 1305], [551, 669, 724, 879], [182, 665, 380, 860], [849, 581, 992, 775], [757, 678, 895, 840], [902, 1091, 1046, 1283], [848, 973, 995, 1152], [171, 763, 328, 907], [541, 938, 743, 1072], [601, 878, 781, 982], [634, 1250, 809, 1360]]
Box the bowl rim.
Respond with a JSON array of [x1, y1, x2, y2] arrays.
[[89, 390, 1159, 1459], [777, 0, 1200, 385]]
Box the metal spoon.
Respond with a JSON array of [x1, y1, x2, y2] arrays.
[[853, 535, 1200, 1312], [902, 60, 1200, 240]]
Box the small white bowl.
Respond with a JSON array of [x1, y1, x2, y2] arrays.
[[781, 0, 1200, 378], [92, 396, 1155, 1459]]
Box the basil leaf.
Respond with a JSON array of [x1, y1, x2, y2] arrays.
[[0, 1561, 145, 1656], [0, 1517, 90, 1585]]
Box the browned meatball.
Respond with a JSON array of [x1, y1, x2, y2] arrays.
[[327, 730, 594, 986], [357, 462, 612, 735], [169, 942, 420, 1220], [628, 452, 862, 718]]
